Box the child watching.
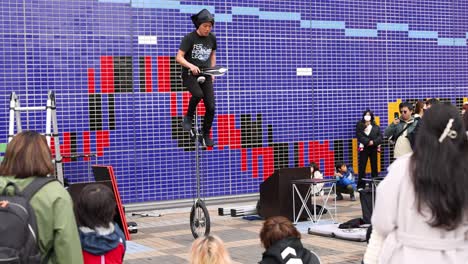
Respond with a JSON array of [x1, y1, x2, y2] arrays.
[[75, 184, 126, 264], [335, 162, 356, 201]]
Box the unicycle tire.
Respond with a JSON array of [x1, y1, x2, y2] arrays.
[[190, 199, 211, 239]]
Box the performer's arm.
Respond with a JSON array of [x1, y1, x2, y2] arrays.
[[176, 49, 200, 75], [210, 51, 216, 81], [210, 50, 216, 67]]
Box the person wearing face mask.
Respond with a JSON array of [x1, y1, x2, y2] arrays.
[[356, 109, 383, 190], [385, 102, 418, 159]]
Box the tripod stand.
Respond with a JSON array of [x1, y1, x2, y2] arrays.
[[189, 103, 211, 239]]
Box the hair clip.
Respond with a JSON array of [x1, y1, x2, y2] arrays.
[[439, 119, 457, 143]]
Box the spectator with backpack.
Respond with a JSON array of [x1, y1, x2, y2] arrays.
[[0, 131, 83, 264], [364, 103, 468, 263], [259, 216, 321, 264], [75, 183, 126, 264]]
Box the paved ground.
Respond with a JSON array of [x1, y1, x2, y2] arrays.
[[123, 197, 366, 264]]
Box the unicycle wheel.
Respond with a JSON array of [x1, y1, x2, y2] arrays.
[[190, 199, 211, 239]]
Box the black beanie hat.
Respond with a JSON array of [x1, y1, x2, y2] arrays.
[[191, 9, 215, 28]]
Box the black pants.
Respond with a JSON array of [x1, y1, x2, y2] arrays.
[[357, 146, 378, 189], [336, 185, 354, 196], [182, 73, 215, 135]]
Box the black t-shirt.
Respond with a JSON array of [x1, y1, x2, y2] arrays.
[[179, 31, 217, 73]]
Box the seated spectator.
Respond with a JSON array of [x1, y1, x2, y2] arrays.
[[75, 183, 126, 264], [461, 102, 468, 129], [309, 162, 324, 195], [259, 216, 321, 264], [364, 103, 468, 263], [0, 131, 83, 263], [334, 163, 356, 201], [190, 235, 232, 264]]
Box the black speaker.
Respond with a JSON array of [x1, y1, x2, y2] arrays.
[[259, 167, 311, 221]]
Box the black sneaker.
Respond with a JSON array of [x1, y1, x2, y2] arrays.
[[200, 134, 215, 147], [336, 194, 344, 201], [182, 116, 193, 131]]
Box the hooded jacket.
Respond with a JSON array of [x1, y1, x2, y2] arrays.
[[259, 237, 320, 264], [79, 223, 126, 264]]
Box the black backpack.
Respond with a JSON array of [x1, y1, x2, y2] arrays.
[[0, 177, 56, 264], [359, 188, 375, 224]]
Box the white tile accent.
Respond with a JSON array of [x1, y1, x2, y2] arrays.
[[138, 35, 158, 45], [296, 67, 312, 76]]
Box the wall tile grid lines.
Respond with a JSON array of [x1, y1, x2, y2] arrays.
[[0, 0, 467, 203]]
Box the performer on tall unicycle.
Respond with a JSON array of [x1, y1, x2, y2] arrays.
[[176, 8, 217, 147]]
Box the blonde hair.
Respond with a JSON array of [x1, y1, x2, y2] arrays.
[[190, 235, 232, 264]]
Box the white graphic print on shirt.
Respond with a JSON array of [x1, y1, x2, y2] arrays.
[[192, 44, 212, 61]]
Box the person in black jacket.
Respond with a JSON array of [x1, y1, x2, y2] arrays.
[[356, 109, 383, 190], [259, 216, 321, 264]]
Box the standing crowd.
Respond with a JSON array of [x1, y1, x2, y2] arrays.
[[2, 98, 467, 264]]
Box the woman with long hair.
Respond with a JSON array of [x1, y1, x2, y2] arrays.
[[0, 131, 83, 263], [364, 103, 468, 263], [309, 162, 324, 195], [356, 109, 382, 189]]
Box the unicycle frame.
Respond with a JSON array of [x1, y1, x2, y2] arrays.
[[194, 111, 201, 200], [189, 107, 211, 239]]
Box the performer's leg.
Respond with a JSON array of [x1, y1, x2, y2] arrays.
[[182, 74, 204, 131], [200, 76, 215, 136], [369, 147, 378, 179]]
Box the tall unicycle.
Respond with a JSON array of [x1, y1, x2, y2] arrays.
[[189, 106, 212, 239], [188, 66, 228, 239]]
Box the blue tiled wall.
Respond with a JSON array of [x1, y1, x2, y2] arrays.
[[1, 0, 467, 204]]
